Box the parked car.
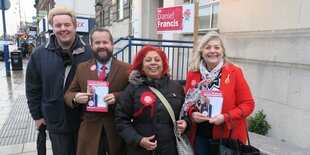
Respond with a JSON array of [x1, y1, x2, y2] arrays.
[[0, 41, 16, 61], [0, 41, 8, 60]]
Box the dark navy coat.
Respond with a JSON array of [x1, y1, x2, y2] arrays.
[[26, 34, 93, 132]]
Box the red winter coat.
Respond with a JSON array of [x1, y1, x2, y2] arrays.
[[184, 63, 255, 146]]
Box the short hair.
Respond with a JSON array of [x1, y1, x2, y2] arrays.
[[189, 31, 229, 71], [129, 45, 170, 77], [48, 7, 77, 28], [89, 27, 113, 44]]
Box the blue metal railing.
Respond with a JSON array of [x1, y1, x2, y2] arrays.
[[113, 37, 193, 84]]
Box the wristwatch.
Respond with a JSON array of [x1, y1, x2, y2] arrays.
[[72, 96, 79, 107]]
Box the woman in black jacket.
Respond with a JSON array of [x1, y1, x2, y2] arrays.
[[115, 45, 189, 155]]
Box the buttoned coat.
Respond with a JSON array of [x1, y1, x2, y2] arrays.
[[184, 63, 255, 146], [65, 57, 130, 155]]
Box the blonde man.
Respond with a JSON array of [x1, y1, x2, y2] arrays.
[[26, 6, 93, 155]]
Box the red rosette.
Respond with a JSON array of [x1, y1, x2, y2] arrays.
[[140, 92, 156, 106], [133, 91, 156, 118]]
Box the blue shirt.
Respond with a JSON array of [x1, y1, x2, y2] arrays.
[[96, 58, 112, 78]]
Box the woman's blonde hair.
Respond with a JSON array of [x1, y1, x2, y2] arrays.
[[48, 6, 77, 28], [189, 31, 229, 71]]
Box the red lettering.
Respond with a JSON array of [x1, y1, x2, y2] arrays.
[[77, 22, 84, 27]]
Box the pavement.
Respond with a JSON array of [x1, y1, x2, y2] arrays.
[[0, 58, 52, 155]]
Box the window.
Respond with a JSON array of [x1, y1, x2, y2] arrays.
[[118, 0, 124, 20], [198, 1, 219, 30], [185, 0, 219, 30], [100, 10, 104, 27], [108, 6, 113, 25]]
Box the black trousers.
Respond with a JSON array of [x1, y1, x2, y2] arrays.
[[49, 132, 76, 155]]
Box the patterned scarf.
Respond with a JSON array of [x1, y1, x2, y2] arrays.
[[180, 59, 223, 118]]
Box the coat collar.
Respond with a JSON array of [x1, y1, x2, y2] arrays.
[[45, 33, 86, 55], [86, 57, 120, 82]]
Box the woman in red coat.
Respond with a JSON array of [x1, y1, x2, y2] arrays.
[[180, 31, 255, 155]]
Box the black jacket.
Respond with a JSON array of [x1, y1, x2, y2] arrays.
[[115, 73, 185, 155], [26, 34, 93, 132]]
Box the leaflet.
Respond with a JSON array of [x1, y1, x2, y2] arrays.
[[86, 80, 109, 112], [197, 90, 223, 117]]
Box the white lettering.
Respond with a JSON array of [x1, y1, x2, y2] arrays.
[[158, 12, 175, 20], [157, 20, 179, 28]]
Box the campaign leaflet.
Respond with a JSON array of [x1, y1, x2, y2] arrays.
[[197, 90, 223, 117], [87, 80, 109, 112]]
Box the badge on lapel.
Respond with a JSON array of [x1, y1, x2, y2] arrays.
[[225, 74, 230, 84], [90, 65, 96, 71]]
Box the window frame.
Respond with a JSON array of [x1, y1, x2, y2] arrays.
[[198, 1, 219, 31], [108, 6, 113, 26], [185, 0, 220, 31], [117, 0, 124, 20], [100, 10, 104, 27]]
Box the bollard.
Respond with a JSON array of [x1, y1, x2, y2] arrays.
[[3, 44, 11, 76]]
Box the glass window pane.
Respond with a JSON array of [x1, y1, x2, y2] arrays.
[[198, 6, 211, 29], [211, 4, 219, 28]]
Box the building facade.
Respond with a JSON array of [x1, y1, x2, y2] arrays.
[[95, 0, 132, 38]]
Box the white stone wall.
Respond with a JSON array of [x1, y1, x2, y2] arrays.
[[219, 0, 310, 32], [230, 57, 310, 149], [107, 19, 130, 39], [217, 0, 310, 149], [106, 19, 131, 63], [221, 29, 310, 149]]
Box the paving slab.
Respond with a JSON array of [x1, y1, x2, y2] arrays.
[[0, 144, 23, 154]]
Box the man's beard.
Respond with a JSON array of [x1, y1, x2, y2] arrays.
[[95, 49, 113, 64]]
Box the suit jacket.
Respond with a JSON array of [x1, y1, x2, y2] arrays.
[[184, 63, 255, 145], [65, 57, 130, 155]]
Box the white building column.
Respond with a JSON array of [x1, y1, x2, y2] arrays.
[[132, 0, 161, 39]]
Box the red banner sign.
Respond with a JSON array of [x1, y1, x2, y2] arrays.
[[157, 6, 183, 32]]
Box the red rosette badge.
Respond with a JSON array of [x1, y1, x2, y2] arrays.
[[133, 92, 156, 118]]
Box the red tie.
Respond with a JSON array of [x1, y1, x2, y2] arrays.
[[98, 66, 106, 81]]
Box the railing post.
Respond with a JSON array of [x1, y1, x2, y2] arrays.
[[1, 0, 11, 77], [128, 37, 132, 63]]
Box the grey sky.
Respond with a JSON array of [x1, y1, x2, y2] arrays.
[[0, 0, 36, 36]]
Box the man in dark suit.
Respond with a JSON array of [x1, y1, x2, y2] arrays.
[[64, 27, 129, 155]]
